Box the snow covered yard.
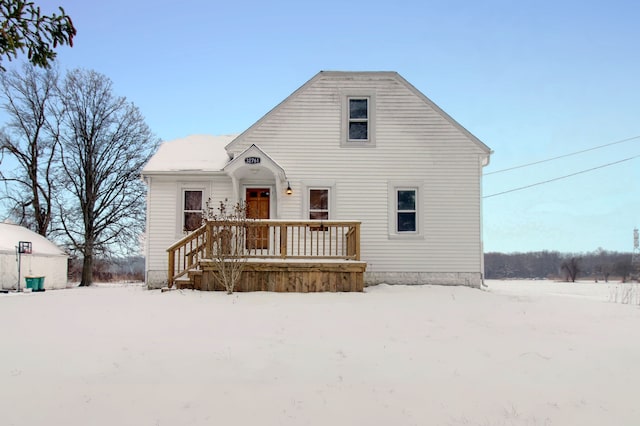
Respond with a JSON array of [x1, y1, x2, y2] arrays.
[[1, 280, 639, 426]]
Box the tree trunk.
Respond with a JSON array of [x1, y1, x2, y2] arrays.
[[80, 254, 93, 286]]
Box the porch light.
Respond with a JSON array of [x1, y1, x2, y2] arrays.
[[286, 182, 293, 195]]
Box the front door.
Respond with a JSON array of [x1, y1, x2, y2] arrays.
[[245, 188, 270, 250]]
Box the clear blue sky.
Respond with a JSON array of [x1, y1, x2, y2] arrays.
[[6, 0, 640, 253]]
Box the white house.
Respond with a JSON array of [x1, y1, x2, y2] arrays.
[[142, 71, 492, 290], [0, 222, 69, 290]]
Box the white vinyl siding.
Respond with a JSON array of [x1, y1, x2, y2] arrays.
[[150, 72, 489, 280], [227, 73, 486, 274], [144, 175, 233, 282]]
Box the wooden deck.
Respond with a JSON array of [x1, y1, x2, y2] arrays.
[[168, 220, 366, 292]]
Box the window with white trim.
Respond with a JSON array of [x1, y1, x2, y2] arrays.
[[348, 98, 368, 140], [396, 188, 417, 233], [183, 190, 203, 232], [388, 182, 423, 238], [341, 92, 375, 147], [309, 188, 329, 220]]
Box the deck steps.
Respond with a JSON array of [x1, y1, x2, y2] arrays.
[[174, 277, 194, 290], [174, 268, 203, 290]]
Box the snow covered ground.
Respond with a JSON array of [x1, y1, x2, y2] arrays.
[[1, 280, 639, 426]]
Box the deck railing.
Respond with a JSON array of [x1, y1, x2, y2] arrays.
[[167, 220, 361, 288], [166, 223, 209, 287]]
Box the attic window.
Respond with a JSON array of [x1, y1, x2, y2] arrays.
[[342, 92, 376, 147], [348, 98, 368, 140]]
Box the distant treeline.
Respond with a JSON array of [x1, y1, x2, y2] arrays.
[[68, 256, 145, 283], [484, 249, 637, 282], [66, 252, 636, 284]]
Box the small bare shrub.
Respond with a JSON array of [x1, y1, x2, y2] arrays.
[[608, 283, 640, 305], [203, 198, 248, 294]]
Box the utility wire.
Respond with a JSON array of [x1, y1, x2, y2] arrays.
[[483, 154, 640, 198], [484, 135, 640, 176]]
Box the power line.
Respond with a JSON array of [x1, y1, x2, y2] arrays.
[[483, 154, 640, 198], [484, 135, 640, 176]]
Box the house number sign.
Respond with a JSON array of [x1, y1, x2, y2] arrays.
[[245, 157, 261, 164]]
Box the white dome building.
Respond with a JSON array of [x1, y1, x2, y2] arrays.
[[0, 223, 69, 290]]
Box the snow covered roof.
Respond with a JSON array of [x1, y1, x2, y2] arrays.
[[142, 134, 238, 174], [0, 222, 67, 256]]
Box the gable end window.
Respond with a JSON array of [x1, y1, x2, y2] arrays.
[[183, 190, 203, 232], [341, 92, 376, 147], [348, 98, 368, 140]]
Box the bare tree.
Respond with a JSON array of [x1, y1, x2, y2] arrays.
[[0, 63, 58, 235], [561, 257, 581, 282], [594, 263, 611, 283], [614, 259, 633, 283], [203, 198, 248, 294], [54, 69, 158, 286]]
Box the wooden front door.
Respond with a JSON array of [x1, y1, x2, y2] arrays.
[[246, 188, 270, 250]]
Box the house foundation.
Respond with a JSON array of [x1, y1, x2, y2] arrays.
[[364, 272, 482, 288]]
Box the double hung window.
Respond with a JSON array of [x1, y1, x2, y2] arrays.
[[183, 190, 203, 232], [396, 189, 417, 233], [348, 98, 369, 141], [388, 182, 423, 238], [342, 92, 375, 146], [309, 188, 329, 220]]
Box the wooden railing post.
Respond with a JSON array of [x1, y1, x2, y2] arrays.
[[168, 250, 175, 288], [355, 222, 361, 261], [280, 225, 287, 258], [206, 221, 213, 259]]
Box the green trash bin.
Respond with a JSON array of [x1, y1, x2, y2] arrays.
[[25, 277, 36, 290], [25, 276, 45, 291]]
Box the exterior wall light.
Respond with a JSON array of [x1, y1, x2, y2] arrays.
[[286, 182, 293, 195]]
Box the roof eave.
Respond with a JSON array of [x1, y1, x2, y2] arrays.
[[393, 73, 492, 155], [142, 170, 227, 177]]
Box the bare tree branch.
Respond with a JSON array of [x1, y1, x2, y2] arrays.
[[0, 63, 58, 235]]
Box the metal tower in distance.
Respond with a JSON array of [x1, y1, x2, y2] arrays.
[[632, 228, 640, 280]]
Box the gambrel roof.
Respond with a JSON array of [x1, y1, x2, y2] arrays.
[[225, 71, 492, 155]]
